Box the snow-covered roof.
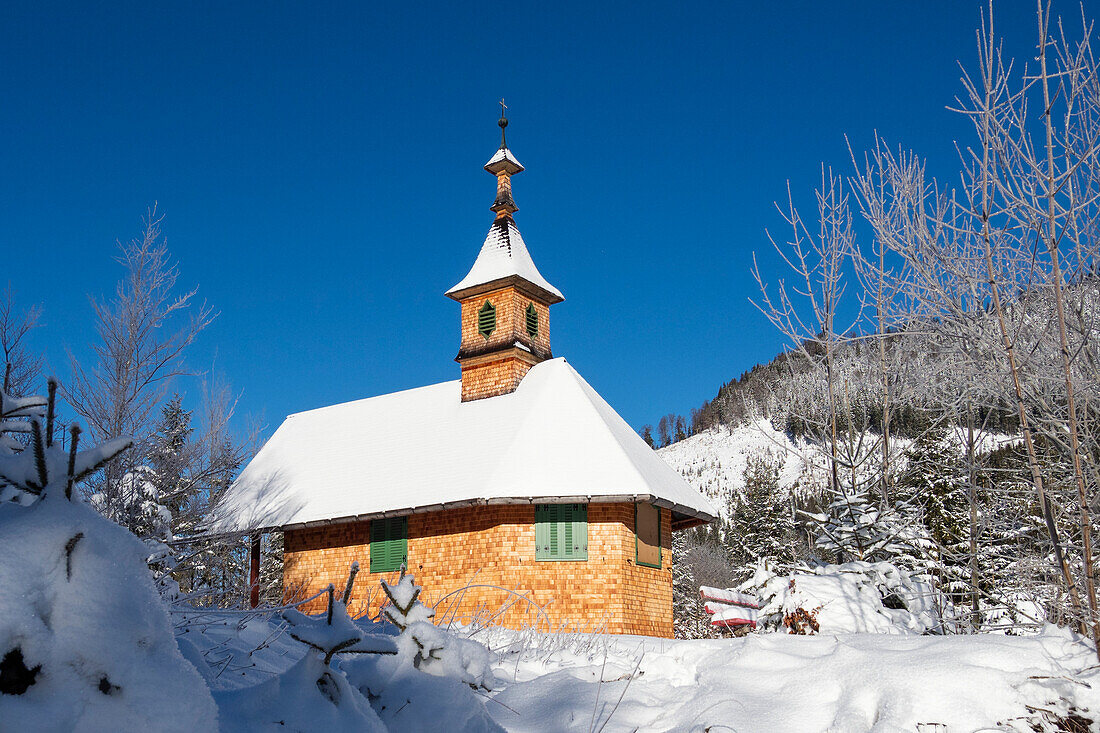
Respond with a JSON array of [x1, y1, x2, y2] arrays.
[[445, 216, 564, 303], [485, 147, 524, 171], [207, 358, 717, 533]]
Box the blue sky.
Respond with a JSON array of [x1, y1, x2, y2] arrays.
[[0, 1, 1069, 438]]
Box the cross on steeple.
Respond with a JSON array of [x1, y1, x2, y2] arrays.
[[484, 102, 523, 218]]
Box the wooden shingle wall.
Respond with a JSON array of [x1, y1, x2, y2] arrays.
[[458, 286, 551, 356], [457, 285, 552, 401], [283, 502, 673, 637], [459, 356, 532, 401]]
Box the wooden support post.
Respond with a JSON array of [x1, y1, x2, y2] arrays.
[[250, 534, 261, 609]]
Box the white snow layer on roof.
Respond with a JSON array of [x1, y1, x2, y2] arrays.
[[485, 146, 523, 169], [446, 217, 563, 300], [208, 358, 717, 532]]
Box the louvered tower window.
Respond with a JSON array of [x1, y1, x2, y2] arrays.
[[525, 302, 539, 338], [535, 503, 588, 561], [478, 301, 496, 338]]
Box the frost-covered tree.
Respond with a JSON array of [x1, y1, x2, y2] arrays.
[[258, 530, 285, 606], [802, 487, 925, 566], [846, 0, 1100, 648], [93, 465, 173, 543], [65, 209, 214, 531], [898, 432, 968, 567], [901, 432, 968, 538], [149, 395, 196, 522]]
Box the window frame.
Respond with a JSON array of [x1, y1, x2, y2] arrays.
[[634, 502, 662, 569], [535, 503, 588, 561], [369, 516, 408, 573]]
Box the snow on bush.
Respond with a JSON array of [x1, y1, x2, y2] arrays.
[[0, 383, 217, 731], [279, 563, 398, 665], [378, 568, 493, 689], [218, 563, 399, 730], [340, 654, 505, 733], [741, 560, 956, 634], [177, 563, 503, 732], [311, 568, 501, 732]]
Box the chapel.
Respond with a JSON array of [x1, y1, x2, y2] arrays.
[[209, 112, 717, 636]]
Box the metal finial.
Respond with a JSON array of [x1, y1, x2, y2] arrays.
[[498, 99, 508, 148]]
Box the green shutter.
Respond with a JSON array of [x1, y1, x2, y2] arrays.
[[399, 518, 409, 570], [526, 302, 539, 338], [478, 301, 496, 338], [562, 511, 573, 557], [535, 503, 587, 561], [370, 516, 407, 573], [574, 505, 589, 559], [535, 505, 550, 559]]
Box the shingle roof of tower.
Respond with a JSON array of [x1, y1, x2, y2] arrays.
[[445, 215, 564, 303], [205, 358, 718, 533], [484, 146, 524, 172]]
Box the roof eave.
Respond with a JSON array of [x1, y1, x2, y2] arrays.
[[445, 273, 565, 305], [234, 493, 714, 534]]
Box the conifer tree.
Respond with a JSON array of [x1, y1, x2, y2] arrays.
[[899, 430, 968, 550], [802, 487, 924, 565], [149, 395, 196, 526], [727, 455, 799, 568]]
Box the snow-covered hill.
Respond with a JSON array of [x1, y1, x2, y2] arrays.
[[658, 420, 816, 517], [658, 421, 1020, 521]]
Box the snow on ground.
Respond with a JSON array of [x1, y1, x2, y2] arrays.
[[482, 626, 1099, 732], [659, 422, 1020, 519], [176, 610, 1100, 732]]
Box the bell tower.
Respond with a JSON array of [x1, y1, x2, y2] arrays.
[[446, 106, 564, 402]]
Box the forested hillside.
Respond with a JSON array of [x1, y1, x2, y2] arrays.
[[647, 4, 1100, 645]]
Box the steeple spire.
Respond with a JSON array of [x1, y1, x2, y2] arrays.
[[448, 108, 560, 304], [446, 107, 564, 401], [484, 102, 524, 218]]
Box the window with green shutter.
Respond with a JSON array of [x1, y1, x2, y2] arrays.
[[478, 301, 496, 338], [525, 302, 539, 338], [370, 516, 408, 573], [535, 503, 588, 561]]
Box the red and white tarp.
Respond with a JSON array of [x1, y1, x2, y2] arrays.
[[710, 605, 758, 628], [699, 586, 761, 610]]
